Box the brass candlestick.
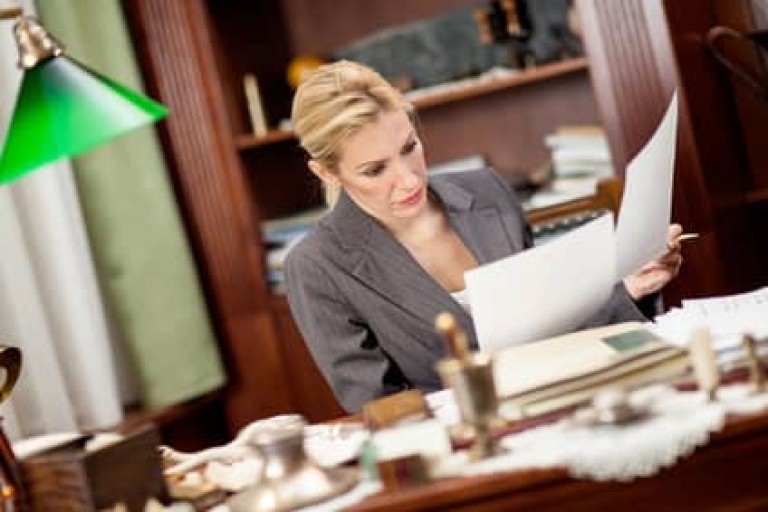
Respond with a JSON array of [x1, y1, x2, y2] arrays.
[[434, 313, 502, 461]]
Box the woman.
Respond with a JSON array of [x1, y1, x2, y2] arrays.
[[285, 60, 682, 413]]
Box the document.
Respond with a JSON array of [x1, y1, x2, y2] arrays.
[[652, 286, 768, 368], [466, 214, 615, 350], [615, 92, 679, 278]]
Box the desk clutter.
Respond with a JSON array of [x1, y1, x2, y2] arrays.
[[17, 297, 762, 511], [128, 303, 767, 512], [13, 426, 170, 512]]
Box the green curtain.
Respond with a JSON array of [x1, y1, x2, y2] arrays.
[[35, 0, 226, 408]]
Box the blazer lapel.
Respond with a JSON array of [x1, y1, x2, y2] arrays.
[[431, 176, 522, 265], [328, 192, 471, 347]]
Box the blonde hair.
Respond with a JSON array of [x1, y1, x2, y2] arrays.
[[291, 60, 414, 204]]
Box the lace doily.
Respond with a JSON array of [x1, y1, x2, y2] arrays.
[[212, 384, 768, 510], [436, 383, 768, 482]]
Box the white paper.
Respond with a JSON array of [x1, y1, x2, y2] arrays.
[[651, 286, 768, 369], [466, 214, 616, 350], [615, 92, 679, 278]]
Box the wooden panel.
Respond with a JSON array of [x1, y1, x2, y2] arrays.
[[712, 0, 768, 190], [123, 0, 297, 431], [283, 0, 472, 56], [576, 0, 768, 305], [576, 0, 671, 174], [659, 0, 768, 295]]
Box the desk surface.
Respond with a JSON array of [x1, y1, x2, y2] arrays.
[[347, 409, 768, 511]]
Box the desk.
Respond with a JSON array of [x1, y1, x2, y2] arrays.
[[348, 409, 768, 511]]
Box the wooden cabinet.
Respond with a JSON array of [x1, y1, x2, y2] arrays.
[[124, 0, 603, 433], [577, 0, 768, 306]]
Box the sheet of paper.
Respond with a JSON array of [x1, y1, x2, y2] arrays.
[[615, 92, 679, 278], [651, 286, 768, 368], [466, 214, 616, 351]]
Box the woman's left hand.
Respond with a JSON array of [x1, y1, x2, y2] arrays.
[[624, 224, 684, 300]]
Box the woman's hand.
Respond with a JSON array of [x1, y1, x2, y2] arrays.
[[623, 224, 684, 300]]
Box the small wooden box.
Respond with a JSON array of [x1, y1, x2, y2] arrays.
[[20, 425, 168, 512]]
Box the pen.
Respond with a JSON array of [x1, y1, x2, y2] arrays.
[[678, 233, 700, 242]]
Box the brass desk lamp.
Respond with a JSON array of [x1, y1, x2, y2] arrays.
[[0, 6, 167, 182], [0, 5, 168, 510]]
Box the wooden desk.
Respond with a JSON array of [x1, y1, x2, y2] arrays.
[[348, 409, 768, 511]]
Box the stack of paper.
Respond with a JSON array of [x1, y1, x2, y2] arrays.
[[651, 286, 768, 369], [544, 125, 613, 178], [494, 322, 690, 417]]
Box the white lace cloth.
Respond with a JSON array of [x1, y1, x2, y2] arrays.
[[215, 384, 768, 511], [435, 383, 768, 482]]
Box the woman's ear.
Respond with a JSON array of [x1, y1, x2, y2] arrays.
[[308, 160, 339, 187]]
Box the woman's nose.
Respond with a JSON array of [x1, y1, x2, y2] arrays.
[[395, 162, 419, 189]]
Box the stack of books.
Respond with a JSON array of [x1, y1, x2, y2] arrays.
[[493, 322, 691, 417], [262, 206, 328, 293], [544, 125, 613, 179]]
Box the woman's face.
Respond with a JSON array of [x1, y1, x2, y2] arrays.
[[332, 109, 428, 227]]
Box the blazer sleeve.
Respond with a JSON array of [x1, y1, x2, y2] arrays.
[[284, 249, 407, 413], [579, 283, 649, 328]]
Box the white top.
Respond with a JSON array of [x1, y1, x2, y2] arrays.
[[450, 288, 472, 315]]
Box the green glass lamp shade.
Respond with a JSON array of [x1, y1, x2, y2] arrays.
[[0, 56, 168, 184]]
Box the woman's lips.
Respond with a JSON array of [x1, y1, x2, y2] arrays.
[[398, 187, 423, 206]]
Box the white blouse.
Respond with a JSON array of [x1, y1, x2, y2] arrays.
[[450, 288, 472, 315]]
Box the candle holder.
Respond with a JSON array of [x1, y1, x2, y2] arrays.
[[227, 415, 359, 512], [437, 352, 503, 461]]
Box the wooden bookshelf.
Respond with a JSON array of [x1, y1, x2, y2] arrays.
[[127, 0, 602, 433], [234, 58, 589, 151], [235, 129, 294, 150], [409, 58, 589, 109]]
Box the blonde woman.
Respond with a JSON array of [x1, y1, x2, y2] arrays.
[[285, 60, 682, 413]]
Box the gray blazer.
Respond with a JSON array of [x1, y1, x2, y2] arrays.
[[285, 169, 646, 413]]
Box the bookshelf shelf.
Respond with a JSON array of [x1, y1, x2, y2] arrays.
[[235, 129, 294, 150], [234, 58, 589, 152], [409, 57, 589, 109]]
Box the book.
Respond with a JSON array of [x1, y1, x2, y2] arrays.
[[545, 125, 614, 178], [261, 206, 328, 244], [493, 322, 690, 417]]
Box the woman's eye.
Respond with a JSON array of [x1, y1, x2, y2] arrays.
[[362, 165, 385, 177], [403, 140, 418, 154]]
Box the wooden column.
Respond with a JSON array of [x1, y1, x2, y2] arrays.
[[123, 0, 296, 431], [577, 0, 768, 304]]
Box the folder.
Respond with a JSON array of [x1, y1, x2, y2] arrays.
[[493, 322, 691, 417]]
